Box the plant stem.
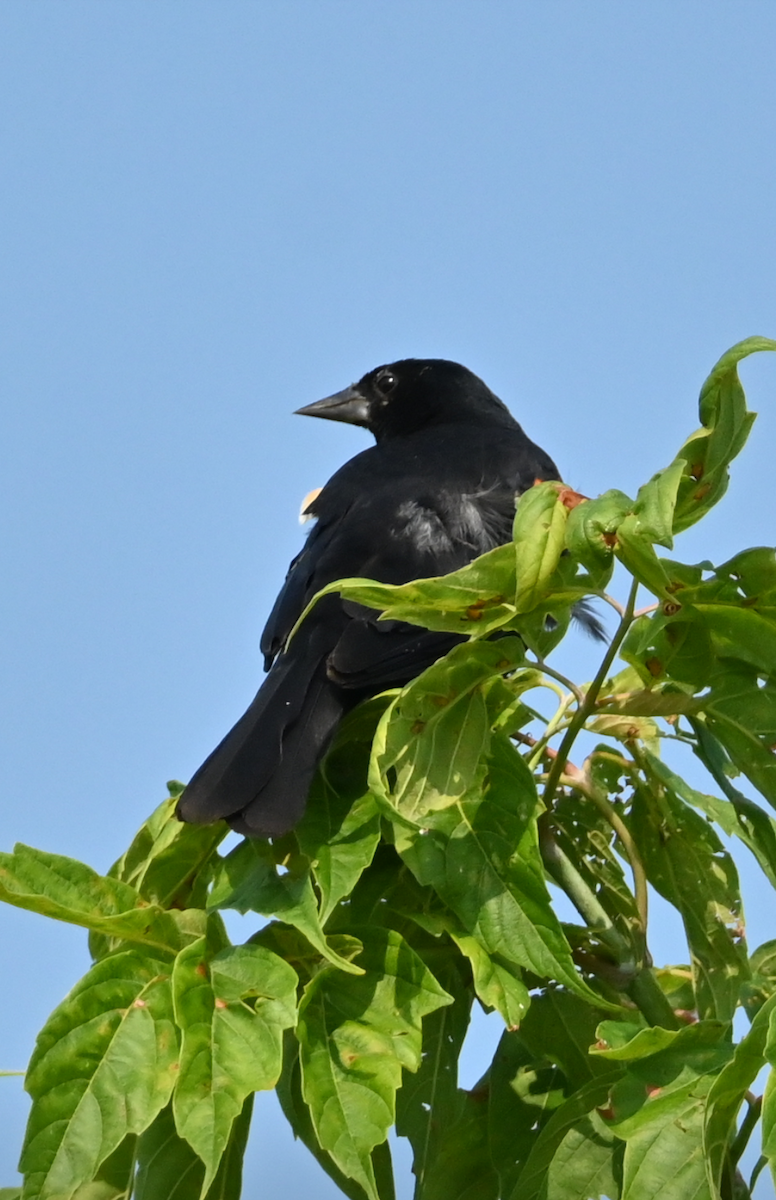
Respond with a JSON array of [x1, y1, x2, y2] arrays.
[[730, 1092, 762, 1165], [526, 696, 576, 770], [601, 593, 626, 618], [626, 967, 681, 1029], [538, 819, 634, 968], [542, 577, 640, 811], [539, 819, 679, 1028], [531, 658, 585, 706], [558, 772, 649, 935]]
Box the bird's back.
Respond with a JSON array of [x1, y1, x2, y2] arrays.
[[261, 419, 559, 666]]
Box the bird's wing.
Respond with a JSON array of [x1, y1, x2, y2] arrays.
[[326, 607, 463, 690], [260, 478, 518, 693], [259, 514, 347, 668]]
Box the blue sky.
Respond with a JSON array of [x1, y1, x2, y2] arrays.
[[1, 3, 775, 1194]]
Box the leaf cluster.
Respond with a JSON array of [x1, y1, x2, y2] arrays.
[[2, 338, 776, 1200]]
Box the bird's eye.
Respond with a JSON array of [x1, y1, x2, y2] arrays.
[[374, 371, 397, 397]]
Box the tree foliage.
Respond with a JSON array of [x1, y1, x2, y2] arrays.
[[2, 337, 776, 1200]]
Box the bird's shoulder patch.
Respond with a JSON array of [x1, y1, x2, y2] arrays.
[[299, 486, 323, 523]]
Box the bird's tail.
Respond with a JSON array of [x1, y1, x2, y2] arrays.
[[177, 630, 348, 838]]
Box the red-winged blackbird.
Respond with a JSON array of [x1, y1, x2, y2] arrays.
[[178, 358, 599, 838]]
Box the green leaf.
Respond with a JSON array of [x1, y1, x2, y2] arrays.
[[447, 929, 529, 1029], [704, 664, 776, 812], [417, 1085, 499, 1200], [491, 998, 626, 1198], [631, 457, 687, 549], [512, 482, 570, 614], [296, 705, 383, 924], [699, 605, 776, 675], [672, 336, 776, 535], [565, 489, 633, 588], [369, 639, 524, 825], [67, 1134, 138, 1199], [509, 1075, 622, 1200], [303, 542, 519, 637], [587, 711, 660, 749], [276, 1029, 382, 1200], [520, 990, 618, 1090], [297, 927, 452, 1200], [208, 838, 362, 974], [596, 689, 703, 718], [542, 1115, 622, 1200], [171, 938, 297, 1192], [486, 1029, 564, 1197], [134, 1096, 253, 1200], [648, 741, 776, 893], [601, 1024, 732, 1199], [394, 736, 613, 1009], [20, 950, 178, 1200], [552, 789, 641, 959], [758, 1005, 776, 1178], [395, 952, 472, 1196], [0, 844, 185, 953], [743, 940, 776, 1019], [106, 796, 227, 909], [595, 1019, 730, 1070], [629, 777, 749, 1021], [615, 515, 676, 599], [298, 783, 381, 925], [704, 995, 776, 1197], [618, 1076, 714, 1200]]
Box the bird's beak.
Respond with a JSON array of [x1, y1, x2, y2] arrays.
[[295, 384, 370, 428]]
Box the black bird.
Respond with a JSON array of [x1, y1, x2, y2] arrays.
[[178, 359, 594, 838]]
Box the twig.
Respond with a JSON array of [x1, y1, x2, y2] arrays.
[[558, 770, 649, 936], [538, 819, 635, 968], [542, 577, 640, 811], [730, 1092, 762, 1165], [531, 658, 585, 707], [601, 593, 626, 618], [538, 816, 679, 1028]]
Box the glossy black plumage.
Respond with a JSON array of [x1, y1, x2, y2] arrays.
[[178, 359, 589, 838]]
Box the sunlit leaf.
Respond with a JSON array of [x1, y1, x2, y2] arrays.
[[20, 951, 178, 1200], [297, 928, 451, 1200], [672, 336, 775, 534], [369, 639, 524, 825], [703, 995, 776, 1197], [107, 795, 227, 909], [208, 838, 362, 974], [629, 778, 748, 1021], [0, 844, 185, 954], [512, 481, 570, 614], [394, 736, 613, 1008], [171, 938, 297, 1192], [134, 1096, 253, 1200], [301, 542, 519, 637], [565, 489, 633, 588], [276, 1030, 385, 1200]]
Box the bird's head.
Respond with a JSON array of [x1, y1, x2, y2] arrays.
[[295, 358, 518, 441]]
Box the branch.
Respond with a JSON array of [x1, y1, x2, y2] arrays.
[[542, 577, 640, 811], [530, 658, 585, 707], [538, 817, 635, 969], [558, 770, 649, 936]]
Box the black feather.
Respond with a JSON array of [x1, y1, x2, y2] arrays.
[[178, 358, 603, 838]]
